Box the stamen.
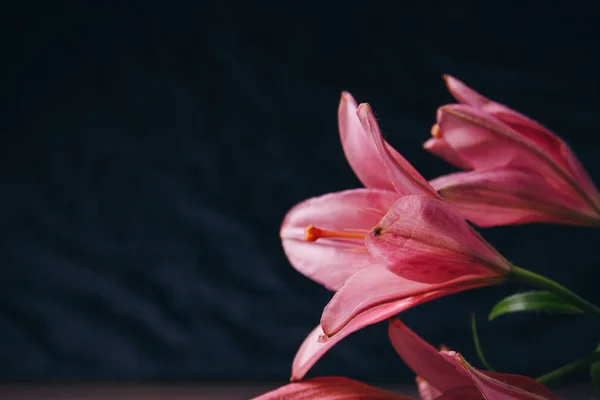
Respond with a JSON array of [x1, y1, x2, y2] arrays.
[[304, 225, 367, 242], [431, 123, 442, 138]]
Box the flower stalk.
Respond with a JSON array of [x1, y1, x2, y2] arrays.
[[509, 265, 600, 319], [536, 349, 600, 385]]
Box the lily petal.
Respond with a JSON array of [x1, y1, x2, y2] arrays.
[[389, 319, 558, 400], [483, 372, 559, 400], [444, 75, 599, 199], [356, 103, 439, 198], [487, 105, 599, 203], [319, 266, 501, 339], [431, 167, 600, 227], [443, 75, 491, 109], [387, 318, 473, 392], [437, 104, 598, 212], [423, 136, 472, 170], [365, 195, 510, 283], [339, 92, 398, 192], [437, 105, 552, 173], [440, 352, 558, 400], [417, 380, 480, 400], [292, 269, 489, 381], [433, 389, 484, 399], [415, 377, 444, 400], [444, 75, 563, 162], [281, 188, 398, 291], [251, 376, 411, 400]]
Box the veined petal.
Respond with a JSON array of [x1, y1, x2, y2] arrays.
[[356, 103, 440, 198], [418, 382, 493, 400], [437, 104, 550, 172], [281, 188, 398, 291], [483, 372, 559, 400], [387, 319, 473, 392], [444, 75, 599, 200], [423, 137, 472, 170], [339, 92, 397, 192], [417, 379, 492, 400], [365, 195, 510, 283], [437, 104, 598, 212], [390, 320, 558, 400], [443, 75, 491, 109], [291, 272, 488, 381], [444, 74, 566, 165], [415, 378, 444, 400], [440, 352, 558, 400], [488, 105, 600, 204], [292, 325, 331, 381], [251, 376, 411, 400], [431, 167, 600, 227], [425, 386, 482, 399], [320, 266, 501, 338]]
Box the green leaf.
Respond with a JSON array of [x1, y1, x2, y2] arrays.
[[471, 314, 495, 371], [488, 291, 582, 321], [590, 345, 600, 390]]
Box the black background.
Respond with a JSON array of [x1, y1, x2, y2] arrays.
[[2, 1, 600, 385]]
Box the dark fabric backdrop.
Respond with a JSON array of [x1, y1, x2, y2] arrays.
[[2, 1, 600, 384]]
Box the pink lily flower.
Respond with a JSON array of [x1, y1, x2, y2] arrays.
[[252, 319, 557, 399], [281, 95, 511, 381], [388, 318, 558, 400], [425, 75, 600, 227]]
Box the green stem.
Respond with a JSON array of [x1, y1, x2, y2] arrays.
[[471, 314, 495, 372], [509, 265, 600, 319], [536, 350, 600, 385]]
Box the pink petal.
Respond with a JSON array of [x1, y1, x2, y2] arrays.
[[487, 105, 600, 204], [440, 352, 558, 400], [319, 266, 501, 339], [356, 103, 440, 198], [338, 92, 397, 192], [431, 167, 600, 227], [365, 195, 510, 283], [390, 320, 557, 400], [437, 104, 599, 212], [292, 325, 332, 381], [387, 319, 473, 392], [483, 372, 558, 400], [444, 75, 564, 166], [292, 271, 492, 381], [423, 137, 472, 170], [415, 378, 443, 400], [417, 378, 483, 400], [281, 188, 399, 291], [431, 387, 483, 399], [251, 376, 411, 400], [444, 75, 599, 200], [437, 104, 550, 171], [443, 75, 491, 109]]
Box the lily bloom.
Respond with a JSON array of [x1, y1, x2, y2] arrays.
[[252, 319, 556, 399], [388, 318, 558, 400], [425, 75, 600, 227], [281, 95, 511, 381]]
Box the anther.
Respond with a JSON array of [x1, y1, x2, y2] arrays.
[[431, 123, 442, 139]]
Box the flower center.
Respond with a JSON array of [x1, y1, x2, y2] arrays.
[[304, 225, 367, 242]]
